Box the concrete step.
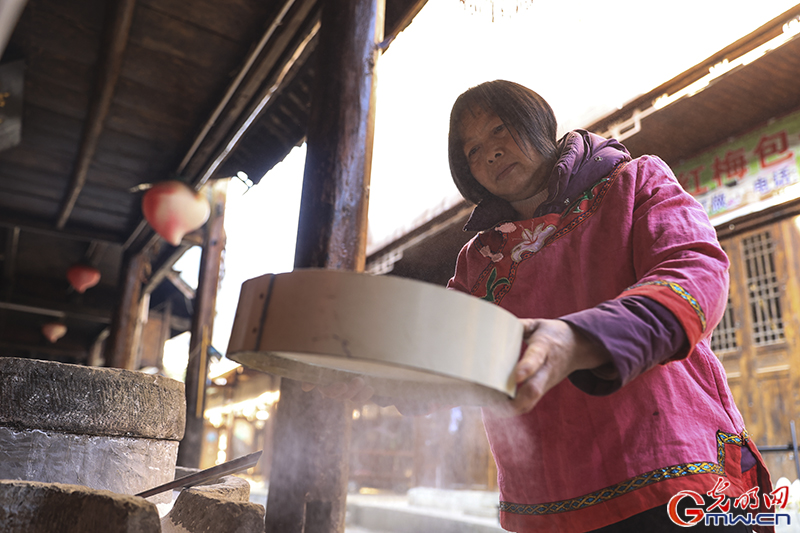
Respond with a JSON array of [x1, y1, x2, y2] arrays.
[[345, 492, 506, 533], [250, 486, 508, 532]]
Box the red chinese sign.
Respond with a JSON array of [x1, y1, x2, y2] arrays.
[[671, 110, 800, 219]]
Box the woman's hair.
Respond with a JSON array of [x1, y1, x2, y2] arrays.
[[448, 80, 559, 204]]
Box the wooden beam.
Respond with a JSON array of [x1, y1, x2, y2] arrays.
[[123, 0, 317, 256], [0, 339, 88, 363], [0, 300, 111, 324], [166, 270, 196, 300], [265, 0, 384, 530], [88, 327, 110, 367], [716, 196, 800, 240], [104, 249, 149, 369], [84, 241, 108, 268], [157, 299, 172, 370], [382, 0, 426, 48], [0, 214, 124, 244], [169, 315, 191, 334], [55, 0, 137, 229], [586, 3, 800, 134], [177, 179, 227, 468], [142, 242, 195, 295], [190, 13, 320, 189], [292, 6, 381, 271], [177, 0, 302, 174]]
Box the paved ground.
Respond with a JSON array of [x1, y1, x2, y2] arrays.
[[248, 486, 506, 532]]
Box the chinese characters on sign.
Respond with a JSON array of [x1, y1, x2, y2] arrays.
[[672, 111, 800, 219]]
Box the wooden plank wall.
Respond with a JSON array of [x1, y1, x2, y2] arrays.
[[716, 214, 800, 481], [1, 0, 282, 235]]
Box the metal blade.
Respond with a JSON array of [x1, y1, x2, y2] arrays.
[[135, 450, 263, 499]]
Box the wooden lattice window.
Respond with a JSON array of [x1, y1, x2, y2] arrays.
[[742, 231, 785, 346], [711, 296, 738, 353]]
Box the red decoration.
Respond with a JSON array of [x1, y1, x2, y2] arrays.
[[142, 181, 210, 246], [66, 264, 101, 293], [42, 322, 67, 343]]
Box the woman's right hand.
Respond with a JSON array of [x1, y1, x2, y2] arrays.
[[490, 318, 612, 417]]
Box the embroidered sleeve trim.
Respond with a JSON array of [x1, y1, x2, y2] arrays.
[[625, 280, 707, 332], [499, 430, 748, 516]]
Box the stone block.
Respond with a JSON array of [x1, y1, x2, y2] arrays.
[[162, 472, 264, 533], [0, 479, 161, 533], [0, 357, 185, 440], [0, 427, 178, 504], [0, 358, 185, 504]]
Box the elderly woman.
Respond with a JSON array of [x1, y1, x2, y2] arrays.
[[445, 80, 772, 532]]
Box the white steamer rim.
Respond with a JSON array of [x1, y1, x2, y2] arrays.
[[227, 269, 523, 406]]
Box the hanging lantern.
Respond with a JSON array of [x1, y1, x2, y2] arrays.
[[42, 322, 67, 343], [142, 181, 210, 246], [66, 264, 101, 293]]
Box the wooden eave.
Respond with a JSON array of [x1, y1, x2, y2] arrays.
[[0, 0, 427, 363], [585, 4, 800, 166], [366, 6, 800, 284]]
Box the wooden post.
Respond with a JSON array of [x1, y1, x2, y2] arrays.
[[0, 226, 20, 336], [264, 0, 384, 531], [157, 299, 172, 370], [105, 250, 149, 369], [177, 179, 228, 468]]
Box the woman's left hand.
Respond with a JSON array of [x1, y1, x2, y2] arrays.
[[495, 318, 611, 417]]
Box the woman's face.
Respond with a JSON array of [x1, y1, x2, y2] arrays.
[[460, 107, 549, 203]]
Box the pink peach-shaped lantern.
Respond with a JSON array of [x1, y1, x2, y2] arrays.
[[142, 181, 210, 246], [66, 264, 101, 293], [42, 322, 67, 343]]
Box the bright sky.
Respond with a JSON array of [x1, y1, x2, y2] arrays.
[[165, 0, 800, 380]]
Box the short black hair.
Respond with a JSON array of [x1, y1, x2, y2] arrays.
[[448, 80, 559, 205]]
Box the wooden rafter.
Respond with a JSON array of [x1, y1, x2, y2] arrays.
[[122, 0, 318, 256], [0, 300, 111, 324], [587, 3, 800, 134], [55, 0, 136, 230], [176, 0, 301, 175], [0, 215, 124, 244]]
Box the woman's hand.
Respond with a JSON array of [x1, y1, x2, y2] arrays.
[[495, 318, 612, 417], [301, 377, 376, 404]]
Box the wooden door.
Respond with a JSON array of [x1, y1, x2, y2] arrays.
[[715, 220, 800, 481]]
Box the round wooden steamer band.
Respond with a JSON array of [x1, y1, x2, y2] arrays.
[[227, 269, 523, 406]]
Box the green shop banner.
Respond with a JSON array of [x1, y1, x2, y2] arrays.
[[672, 110, 800, 219]]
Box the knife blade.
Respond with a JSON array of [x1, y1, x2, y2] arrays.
[[136, 450, 263, 499]]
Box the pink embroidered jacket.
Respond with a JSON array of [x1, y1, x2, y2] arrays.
[[448, 136, 772, 532]]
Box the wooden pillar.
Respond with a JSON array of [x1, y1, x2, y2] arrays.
[[157, 299, 172, 370], [177, 179, 228, 468], [0, 226, 20, 336], [105, 250, 149, 369], [264, 0, 384, 531]]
